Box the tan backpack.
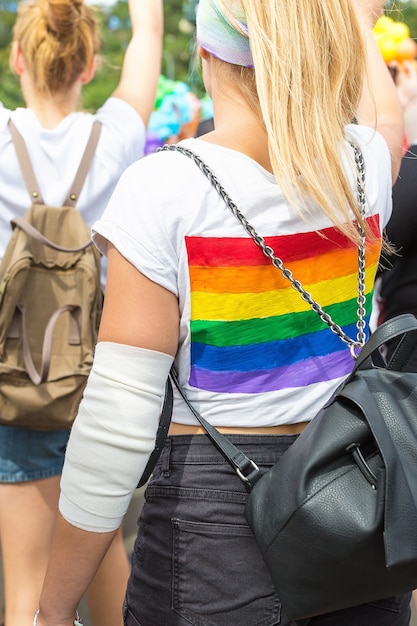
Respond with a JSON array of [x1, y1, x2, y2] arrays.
[[0, 120, 103, 430]]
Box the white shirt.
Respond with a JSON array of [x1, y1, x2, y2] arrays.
[[93, 125, 392, 427], [0, 97, 146, 288]]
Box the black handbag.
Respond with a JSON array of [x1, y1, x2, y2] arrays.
[[158, 144, 417, 620], [244, 313, 417, 620]]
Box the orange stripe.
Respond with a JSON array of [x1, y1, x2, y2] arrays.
[[189, 243, 381, 294]]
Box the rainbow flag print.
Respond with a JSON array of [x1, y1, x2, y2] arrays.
[[185, 216, 381, 394]]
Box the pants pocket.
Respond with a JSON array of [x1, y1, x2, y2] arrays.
[[172, 517, 281, 626]]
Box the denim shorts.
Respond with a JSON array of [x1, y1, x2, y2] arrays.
[[0, 424, 70, 482], [123, 434, 411, 626]]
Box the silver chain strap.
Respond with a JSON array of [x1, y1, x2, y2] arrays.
[[159, 144, 367, 358]]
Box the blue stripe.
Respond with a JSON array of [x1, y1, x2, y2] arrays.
[[190, 319, 370, 372]]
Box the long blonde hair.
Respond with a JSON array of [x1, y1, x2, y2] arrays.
[[238, 0, 368, 243], [11, 0, 99, 94]]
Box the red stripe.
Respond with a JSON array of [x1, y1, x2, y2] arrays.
[[185, 216, 380, 267]]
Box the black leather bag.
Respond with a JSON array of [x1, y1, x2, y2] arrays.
[[244, 313, 417, 620], [159, 144, 417, 620]]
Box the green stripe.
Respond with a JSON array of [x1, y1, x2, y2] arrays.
[[190, 295, 371, 347]]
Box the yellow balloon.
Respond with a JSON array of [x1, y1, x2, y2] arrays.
[[374, 15, 394, 34], [389, 21, 411, 43]]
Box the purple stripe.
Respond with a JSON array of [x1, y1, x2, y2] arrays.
[[189, 349, 353, 393]]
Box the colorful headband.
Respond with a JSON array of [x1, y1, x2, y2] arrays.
[[196, 0, 253, 68]]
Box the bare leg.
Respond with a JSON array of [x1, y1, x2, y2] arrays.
[[87, 526, 130, 626], [0, 476, 60, 626]]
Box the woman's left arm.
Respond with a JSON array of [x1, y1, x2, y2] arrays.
[[111, 0, 164, 126]]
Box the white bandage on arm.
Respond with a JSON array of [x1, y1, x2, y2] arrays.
[[59, 342, 174, 533]]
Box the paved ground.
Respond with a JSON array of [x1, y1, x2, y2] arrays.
[[2, 487, 417, 625]]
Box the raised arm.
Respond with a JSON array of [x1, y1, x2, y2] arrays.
[[112, 0, 164, 126], [352, 0, 404, 182]]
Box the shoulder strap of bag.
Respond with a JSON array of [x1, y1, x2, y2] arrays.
[[137, 376, 174, 488], [9, 216, 94, 253], [63, 121, 102, 207], [354, 313, 417, 371], [169, 369, 261, 489], [159, 143, 368, 358], [8, 119, 102, 208]]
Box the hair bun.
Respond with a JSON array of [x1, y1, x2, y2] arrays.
[[46, 0, 82, 37]]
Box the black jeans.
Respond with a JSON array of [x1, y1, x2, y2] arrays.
[[123, 434, 412, 626]]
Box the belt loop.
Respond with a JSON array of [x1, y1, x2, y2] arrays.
[[161, 437, 172, 477]]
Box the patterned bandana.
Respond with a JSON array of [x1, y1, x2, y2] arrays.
[[196, 0, 253, 68]]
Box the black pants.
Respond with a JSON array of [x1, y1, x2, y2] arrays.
[[123, 434, 411, 626]]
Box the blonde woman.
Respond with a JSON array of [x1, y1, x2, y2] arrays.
[[37, 1, 405, 625], [0, 1, 163, 625]]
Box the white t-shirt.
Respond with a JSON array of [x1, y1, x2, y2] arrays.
[[93, 125, 392, 427], [0, 98, 146, 285]]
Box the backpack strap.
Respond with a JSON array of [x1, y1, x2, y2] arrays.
[[14, 303, 82, 385], [8, 119, 102, 208], [10, 217, 94, 253], [8, 119, 44, 205], [63, 120, 102, 207]]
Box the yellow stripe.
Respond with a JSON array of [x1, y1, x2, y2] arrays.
[[191, 263, 378, 321]]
